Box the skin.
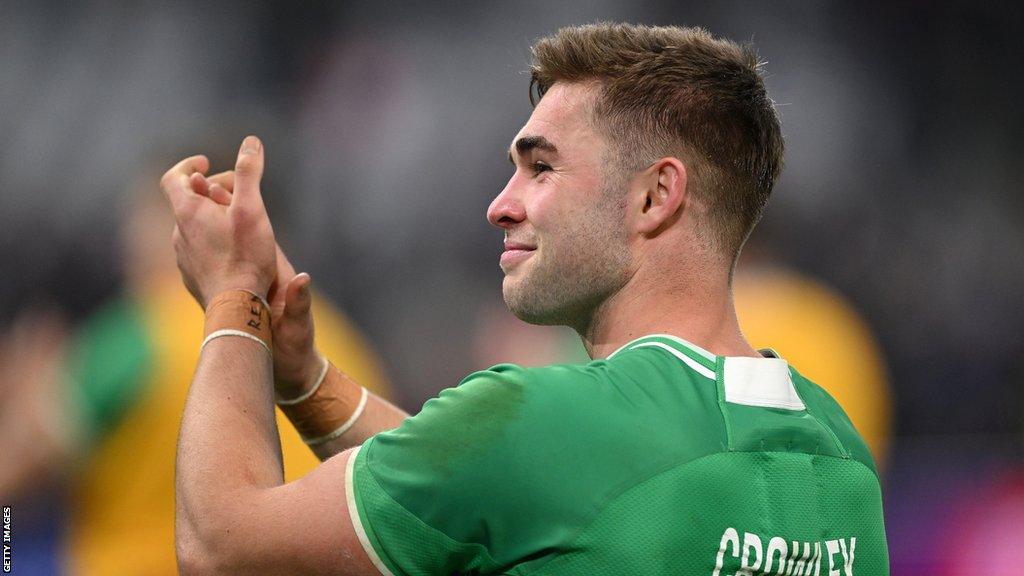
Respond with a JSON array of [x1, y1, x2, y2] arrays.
[[165, 140, 382, 575], [489, 82, 759, 359], [165, 81, 759, 574], [191, 167, 408, 461], [489, 83, 632, 332]]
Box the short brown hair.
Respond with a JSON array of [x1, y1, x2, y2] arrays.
[[530, 23, 784, 260]]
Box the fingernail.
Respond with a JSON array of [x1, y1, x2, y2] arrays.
[[240, 135, 260, 155]]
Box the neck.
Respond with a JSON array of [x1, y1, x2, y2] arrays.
[[579, 261, 758, 360]]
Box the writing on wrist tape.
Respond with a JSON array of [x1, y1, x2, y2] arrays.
[[202, 290, 273, 354], [277, 361, 367, 445]]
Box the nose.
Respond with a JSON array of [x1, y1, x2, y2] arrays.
[[486, 174, 526, 230]]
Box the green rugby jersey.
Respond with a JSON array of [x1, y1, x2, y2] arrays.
[[346, 334, 889, 575]]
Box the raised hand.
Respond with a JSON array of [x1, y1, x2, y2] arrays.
[[160, 136, 278, 308], [188, 165, 323, 399]]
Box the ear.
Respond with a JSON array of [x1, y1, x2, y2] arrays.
[[634, 157, 687, 236]]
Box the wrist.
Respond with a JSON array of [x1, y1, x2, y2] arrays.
[[201, 290, 273, 355], [275, 351, 326, 400], [205, 275, 270, 309], [276, 360, 368, 446]]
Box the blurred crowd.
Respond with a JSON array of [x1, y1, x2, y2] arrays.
[[1, 1, 1021, 574]]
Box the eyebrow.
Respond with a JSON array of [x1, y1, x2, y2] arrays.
[[508, 135, 559, 164]]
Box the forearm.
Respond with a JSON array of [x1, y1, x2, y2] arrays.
[[175, 337, 282, 564], [305, 388, 408, 460], [165, 139, 371, 573], [280, 359, 408, 461]]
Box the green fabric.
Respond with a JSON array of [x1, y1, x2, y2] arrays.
[[352, 449, 500, 575], [521, 453, 886, 575], [65, 299, 153, 444], [352, 335, 888, 575]]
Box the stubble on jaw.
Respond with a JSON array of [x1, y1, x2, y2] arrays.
[[502, 180, 632, 332], [501, 82, 637, 331]]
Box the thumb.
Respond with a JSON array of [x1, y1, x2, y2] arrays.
[[283, 273, 313, 319], [232, 135, 265, 208]]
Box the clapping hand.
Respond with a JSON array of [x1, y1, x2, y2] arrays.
[[162, 137, 323, 397], [161, 136, 278, 308]]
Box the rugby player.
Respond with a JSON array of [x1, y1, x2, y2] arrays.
[[163, 23, 889, 575]]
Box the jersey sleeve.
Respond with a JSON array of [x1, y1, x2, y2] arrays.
[[346, 364, 577, 575]]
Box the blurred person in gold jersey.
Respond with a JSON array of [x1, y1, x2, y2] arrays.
[[0, 162, 391, 575], [733, 242, 893, 467]]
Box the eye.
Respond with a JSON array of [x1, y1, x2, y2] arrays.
[[531, 161, 552, 176]]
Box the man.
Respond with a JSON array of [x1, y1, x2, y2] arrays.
[[163, 24, 889, 575]]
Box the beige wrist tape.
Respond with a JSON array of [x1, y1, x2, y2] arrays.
[[203, 290, 273, 353], [277, 361, 367, 445]]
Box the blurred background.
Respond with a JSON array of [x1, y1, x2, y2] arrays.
[[1, 0, 1022, 574]]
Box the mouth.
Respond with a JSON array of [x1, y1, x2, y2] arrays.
[[500, 241, 536, 269]]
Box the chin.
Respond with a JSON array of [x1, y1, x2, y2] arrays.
[[503, 284, 563, 327], [502, 279, 532, 322], [501, 277, 521, 312]]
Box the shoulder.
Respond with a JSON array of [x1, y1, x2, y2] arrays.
[[605, 334, 719, 385], [792, 370, 880, 476], [350, 363, 601, 573], [415, 361, 624, 429], [440, 361, 682, 440], [353, 360, 683, 571], [362, 362, 608, 479]]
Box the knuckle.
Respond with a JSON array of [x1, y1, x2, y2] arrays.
[[231, 205, 265, 229], [160, 168, 176, 187], [228, 205, 249, 223]]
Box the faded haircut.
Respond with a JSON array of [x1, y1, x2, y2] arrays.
[[530, 23, 784, 260]]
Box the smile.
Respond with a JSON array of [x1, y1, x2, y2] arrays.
[[500, 247, 535, 269]]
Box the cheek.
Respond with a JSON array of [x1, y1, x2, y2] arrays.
[[527, 185, 581, 232], [525, 186, 556, 221]]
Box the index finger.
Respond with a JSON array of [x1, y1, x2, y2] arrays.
[[207, 170, 235, 192], [160, 154, 210, 209]]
